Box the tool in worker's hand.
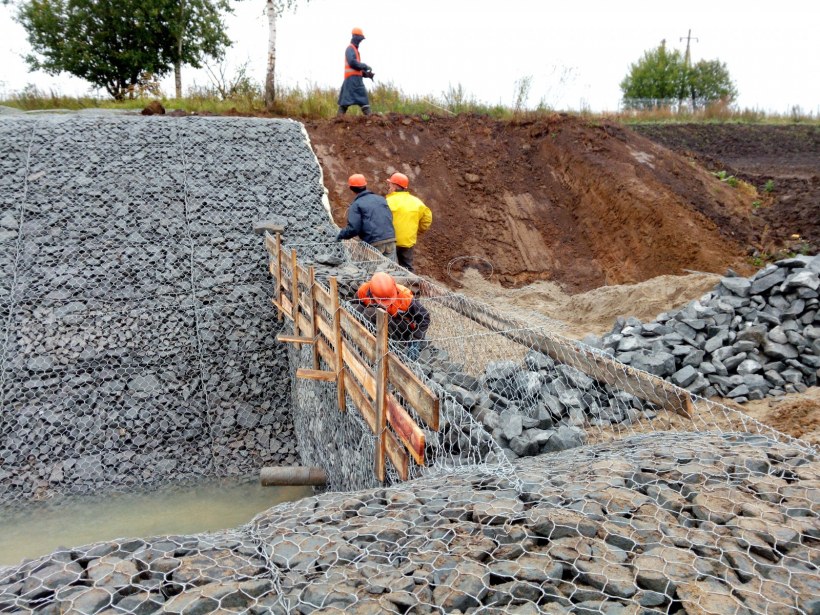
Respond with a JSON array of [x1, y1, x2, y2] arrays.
[[363, 69, 375, 80]]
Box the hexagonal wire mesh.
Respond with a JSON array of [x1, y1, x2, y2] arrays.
[[0, 115, 817, 613], [0, 115, 336, 505]]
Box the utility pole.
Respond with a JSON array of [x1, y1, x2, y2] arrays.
[[679, 29, 699, 67], [680, 29, 699, 109]]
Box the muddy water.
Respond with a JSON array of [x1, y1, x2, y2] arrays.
[[0, 478, 311, 567]]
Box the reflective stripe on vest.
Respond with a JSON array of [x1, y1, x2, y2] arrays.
[[344, 44, 363, 79]]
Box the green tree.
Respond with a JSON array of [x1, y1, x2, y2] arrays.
[[169, 0, 232, 98], [15, 0, 231, 100], [620, 40, 737, 109], [686, 59, 738, 108], [620, 40, 686, 108]]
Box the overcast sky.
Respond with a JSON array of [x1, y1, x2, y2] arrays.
[[1, 0, 818, 113]]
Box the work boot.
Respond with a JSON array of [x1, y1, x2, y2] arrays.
[[362, 105, 372, 116], [337, 106, 348, 116]]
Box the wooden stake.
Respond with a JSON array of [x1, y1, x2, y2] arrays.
[[309, 266, 319, 370], [374, 309, 389, 482], [330, 277, 346, 412], [275, 232, 283, 323], [290, 248, 299, 349]]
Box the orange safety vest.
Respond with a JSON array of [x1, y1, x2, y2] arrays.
[[344, 44, 363, 79], [356, 282, 413, 317]]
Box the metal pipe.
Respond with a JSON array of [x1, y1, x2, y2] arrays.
[[260, 466, 327, 487]]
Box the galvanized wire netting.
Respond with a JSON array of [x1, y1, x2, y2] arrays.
[[294, 239, 816, 477], [0, 117, 818, 613], [1, 429, 816, 613], [0, 115, 334, 505]]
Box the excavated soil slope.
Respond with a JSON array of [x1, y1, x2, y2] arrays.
[[306, 114, 757, 292], [635, 123, 820, 253]]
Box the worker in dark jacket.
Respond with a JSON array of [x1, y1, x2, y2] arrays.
[[338, 27, 373, 116], [355, 272, 430, 359], [336, 174, 396, 261]]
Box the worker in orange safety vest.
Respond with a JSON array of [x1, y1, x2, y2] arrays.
[[338, 27, 374, 116], [354, 272, 430, 358]]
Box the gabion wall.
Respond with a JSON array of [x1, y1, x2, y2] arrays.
[[0, 431, 816, 614], [0, 115, 335, 504]]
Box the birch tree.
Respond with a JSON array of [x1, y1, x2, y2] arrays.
[[264, 0, 309, 109]]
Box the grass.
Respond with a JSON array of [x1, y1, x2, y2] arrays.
[[2, 83, 818, 124]]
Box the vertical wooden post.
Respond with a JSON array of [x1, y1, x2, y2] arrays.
[[374, 309, 389, 482], [290, 248, 300, 350], [275, 233, 283, 323], [330, 277, 346, 412], [308, 265, 319, 370]]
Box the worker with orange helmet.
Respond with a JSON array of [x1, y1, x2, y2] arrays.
[[336, 174, 397, 261], [338, 27, 374, 116], [386, 172, 433, 272], [355, 272, 430, 357]]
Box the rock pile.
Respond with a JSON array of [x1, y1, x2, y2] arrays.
[[418, 347, 654, 461], [593, 255, 820, 403], [1, 432, 816, 613], [0, 116, 335, 503]]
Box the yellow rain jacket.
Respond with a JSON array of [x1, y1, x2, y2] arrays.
[[386, 191, 433, 248]]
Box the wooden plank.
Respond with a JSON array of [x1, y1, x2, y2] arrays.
[[271, 297, 287, 320], [296, 368, 337, 382], [316, 312, 334, 343], [330, 277, 345, 413], [342, 343, 376, 399], [439, 296, 693, 419], [263, 231, 277, 256], [374, 311, 389, 482], [385, 430, 409, 481], [387, 354, 440, 431], [386, 394, 425, 465], [313, 282, 332, 314], [316, 337, 335, 369], [340, 309, 376, 362], [343, 369, 408, 480], [282, 296, 313, 341], [276, 334, 314, 345]]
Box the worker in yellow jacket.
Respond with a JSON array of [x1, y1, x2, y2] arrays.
[[385, 172, 432, 272]]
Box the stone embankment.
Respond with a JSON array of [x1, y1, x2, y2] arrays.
[[0, 115, 335, 503], [1, 432, 816, 614], [591, 255, 819, 403]]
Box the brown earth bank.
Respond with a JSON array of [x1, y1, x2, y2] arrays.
[[305, 114, 759, 293], [633, 123, 820, 254]]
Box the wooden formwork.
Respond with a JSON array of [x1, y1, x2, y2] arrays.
[[265, 233, 439, 482]]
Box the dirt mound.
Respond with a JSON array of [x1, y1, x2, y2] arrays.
[[306, 114, 756, 293], [455, 268, 721, 339], [635, 123, 820, 253], [720, 387, 820, 446]]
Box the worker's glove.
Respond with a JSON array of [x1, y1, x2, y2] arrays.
[[363, 69, 375, 80]]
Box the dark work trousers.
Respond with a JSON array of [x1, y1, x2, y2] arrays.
[[396, 246, 415, 272]]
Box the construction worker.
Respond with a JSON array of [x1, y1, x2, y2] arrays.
[[355, 272, 430, 359], [338, 27, 374, 116], [336, 174, 397, 261], [385, 172, 433, 272]]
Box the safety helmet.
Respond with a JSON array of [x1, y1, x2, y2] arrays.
[[369, 272, 397, 306], [348, 173, 367, 188], [388, 172, 409, 189], [352, 27, 365, 37]]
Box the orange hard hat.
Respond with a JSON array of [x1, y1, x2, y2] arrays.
[[388, 172, 409, 189], [348, 173, 367, 188], [369, 272, 397, 305], [352, 27, 365, 37]]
